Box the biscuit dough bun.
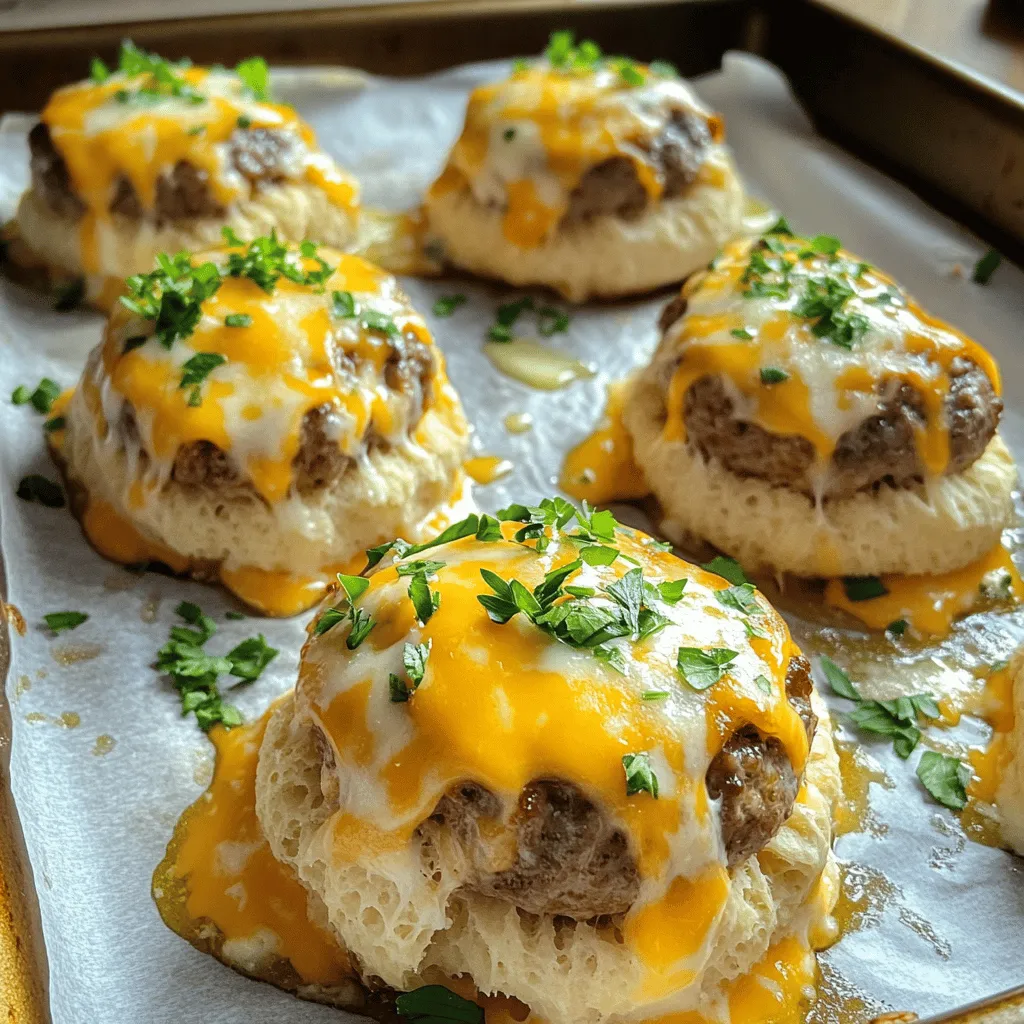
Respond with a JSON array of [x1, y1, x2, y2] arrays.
[[53, 234, 469, 616], [625, 228, 1016, 578], [254, 500, 840, 1023], [13, 42, 359, 309], [424, 33, 744, 302]]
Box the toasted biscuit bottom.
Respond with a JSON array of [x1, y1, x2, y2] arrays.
[[624, 371, 1018, 578], [423, 153, 744, 303], [254, 692, 839, 1024], [56, 378, 469, 609], [13, 182, 359, 310]]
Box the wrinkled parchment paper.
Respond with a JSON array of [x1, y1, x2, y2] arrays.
[[2, 53, 1024, 1024]]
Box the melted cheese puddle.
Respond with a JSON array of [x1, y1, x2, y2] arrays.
[[464, 455, 514, 485], [967, 664, 1015, 806], [823, 542, 1023, 637], [560, 378, 650, 504], [485, 339, 595, 390], [153, 705, 352, 987]]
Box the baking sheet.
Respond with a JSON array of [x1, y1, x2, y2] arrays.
[[2, 52, 1024, 1024]]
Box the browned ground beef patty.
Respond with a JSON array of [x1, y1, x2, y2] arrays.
[[558, 108, 712, 225], [129, 332, 436, 495], [406, 654, 817, 920], [29, 123, 302, 223], [656, 297, 1001, 498]]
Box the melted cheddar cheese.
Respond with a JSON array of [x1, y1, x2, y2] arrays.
[[40, 61, 358, 273], [659, 236, 1000, 495], [429, 63, 722, 249], [154, 705, 353, 987], [824, 542, 1023, 638], [53, 240, 469, 614], [96, 247, 437, 504], [561, 377, 651, 504], [968, 663, 1015, 806], [301, 518, 811, 1014]]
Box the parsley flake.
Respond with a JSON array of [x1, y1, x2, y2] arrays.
[[760, 367, 789, 384], [972, 249, 1001, 285], [842, 575, 888, 601], [622, 752, 659, 797], [44, 611, 88, 634], [433, 294, 467, 317], [676, 647, 738, 690], [396, 985, 483, 1024], [17, 475, 64, 507], [224, 313, 252, 328], [917, 751, 971, 810]]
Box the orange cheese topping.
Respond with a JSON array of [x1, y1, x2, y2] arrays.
[[157, 705, 352, 986], [430, 63, 721, 249], [40, 62, 358, 272], [968, 663, 1015, 805], [824, 541, 1023, 637], [560, 378, 650, 505], [94, 244, 443, 506], [301, 518, 810, 1005], [659, 236, 1000, 485]]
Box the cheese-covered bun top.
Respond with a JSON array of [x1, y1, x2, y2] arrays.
[[84, 234, 451, 506], [652, 229, 1002, 498], [429, 32, 726, 249], [294, 499, 817, 1007], [31, 43, 357, 233]]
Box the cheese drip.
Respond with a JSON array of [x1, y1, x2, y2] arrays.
[[660, 236, 1000, 486], [156, 704, 832, 1024], [824, 542, 1023, 638], [40, 64, 358, 272], [968, 663, 1015, 806], [94, 246, 446, 506], [154, 706, 352, 987], [303, 520, 810, 1008], [428, 64, 722, 249]]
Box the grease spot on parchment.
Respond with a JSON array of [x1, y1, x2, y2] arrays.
[[25, 711, 80, 728], [140, 593, 161, 624], [51, 642, 104, 665], [92, 734, 116, 756], [3, 601, 26, 636], [14, 674, 31, 699]]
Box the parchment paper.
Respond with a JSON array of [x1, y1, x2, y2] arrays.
[[2, 53, 1024, 1024]]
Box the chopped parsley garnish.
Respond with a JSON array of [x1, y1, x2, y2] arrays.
[[887, 619, 908, 637], [90, 56, 111, 83], [112, 41, 205, 106], [225, 231, 334, 293], [433, 294, 467, 317], [186, 124, 206, 136], [537, 305, 570, 336], [754, 674, 773, 694], [730, 328, 753, 340], [224, 313, 252, 328], [622, 752, 659, 797], [489, 296, 534, 342], [503, 127, 516, 141], [156, 601, 276, 731], [642, 689, 670, 702], [760, 367, 788, 384], [676, 646, 738, 690], [330, 288, 400, 337], [44, 611, 88, 634], [408, 568, 441, 625], [701, 555, 750, 586], [916, 751, 971, 810], [396, 985, 483, 1024], [819, 655, 938, 759], [842, 575, 888, 601], [313, 572, 377, 649], [714, 583, 761, 615], [390, 641, 431, 703], [332, 290, 357, 317], [16, 475, 64, 507], [179, 352, 226, 406], [235, 56, 271, 102], [44, 416, 66, 433], [972, 249, 1001, 285], [13, 378, 61, 413], [236, 115, 252, 129], [53, 278, 85, 312], [225, 610, 246, 620], [766, 216, 792, 235], [657, 578, 687, 604], [121, 251, 221, 348], [792, 275, 869, 348]]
